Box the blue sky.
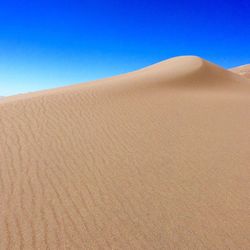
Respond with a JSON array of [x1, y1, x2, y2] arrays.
[[0, 0, 249, 96]]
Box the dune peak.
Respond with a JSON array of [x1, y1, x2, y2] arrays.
[[0, 55, 249, 105], [127, 55, 246, 90]]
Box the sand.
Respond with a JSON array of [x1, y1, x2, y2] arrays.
[[0, 56, 250, 249], [230, 64, 250, 79]]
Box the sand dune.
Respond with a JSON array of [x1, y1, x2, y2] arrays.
[[230, 64, 250, 79], [0, 56, 250, 249]]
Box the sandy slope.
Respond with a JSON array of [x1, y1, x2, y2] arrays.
[[230, 64, 250, 79], [0, 56, 250, 249]]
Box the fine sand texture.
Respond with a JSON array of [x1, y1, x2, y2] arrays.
[[0, 56, 250, 249], [230, 64, 250, 79]]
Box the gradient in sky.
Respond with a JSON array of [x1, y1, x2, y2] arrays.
[[0, 0, 249, 96]]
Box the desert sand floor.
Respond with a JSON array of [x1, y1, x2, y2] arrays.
[[0, 56, 250, 249]]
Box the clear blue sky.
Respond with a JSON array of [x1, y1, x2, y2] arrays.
[[0, 0, 249, 96]]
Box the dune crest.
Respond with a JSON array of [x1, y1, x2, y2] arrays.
[[1, 56, 249, 105], [130, 56, 246, 89], [230, 64, 250, 79], [0, 56, 250, 249]]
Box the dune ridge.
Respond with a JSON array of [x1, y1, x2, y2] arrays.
[[0, 56, 250, 249], [230, 64, 250, 79], [1, 56, 249, 105]]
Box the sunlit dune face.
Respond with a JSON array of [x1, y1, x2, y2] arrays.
[[0, 56, 250, 249]]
